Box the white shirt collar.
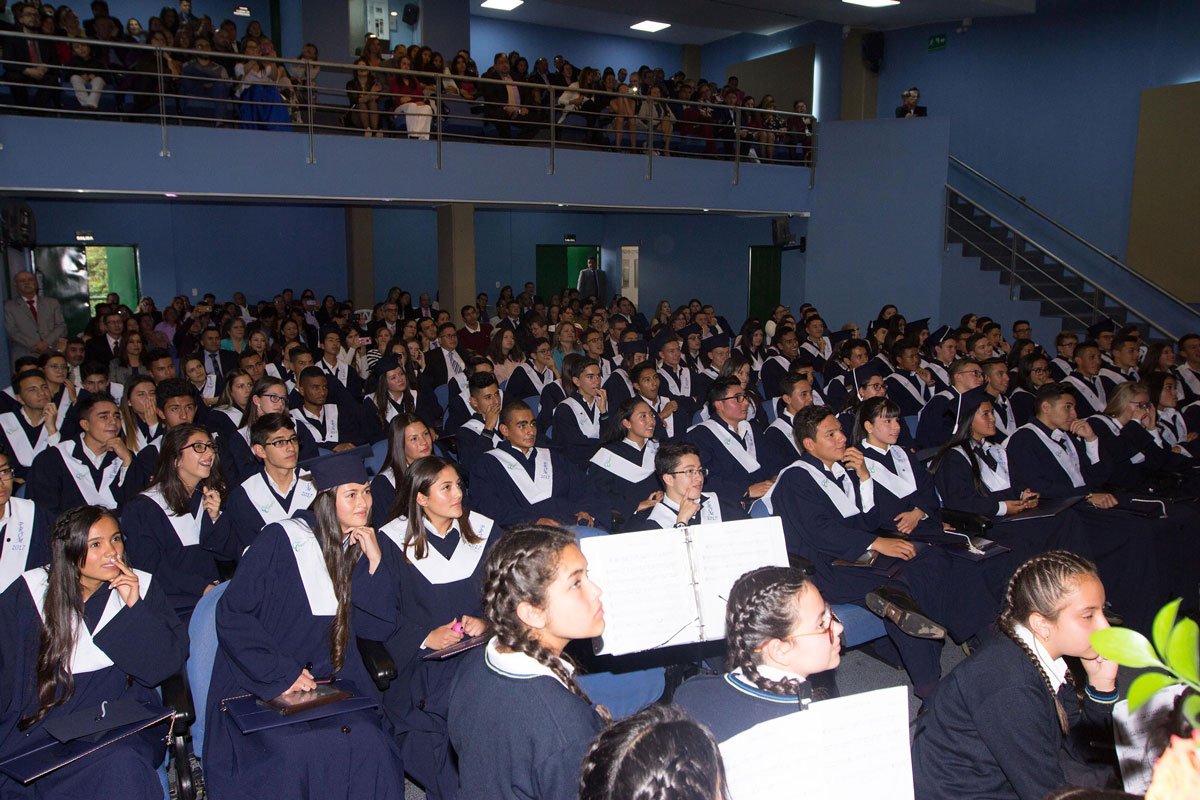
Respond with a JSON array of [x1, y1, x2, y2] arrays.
[[861, 440, 890, 455], [1012, 623, 1069, 692], [485, 636, 573, 689], [621, 436, 648, 452], [421, 517, 461, 539], [266, 468, 297, 496], [78, 439, 109, 469]]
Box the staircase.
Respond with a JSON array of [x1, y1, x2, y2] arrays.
[[946, 188, 1136, 334]]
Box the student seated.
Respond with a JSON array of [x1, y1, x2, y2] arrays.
[[204, 368, 253, 441], [204, 449, 405, 799], [469, 401, 611, 529], [0, 506, 188, 800], [884, 339, 935, 417], [315, 324, 365, 401], [456, 371, 503, 472], [0, 369, 62, 483], [448, 525, 608, 800], [0, 448, 51, 592], [536, 353, 582, 438], [916, 358, 986, 450], [1061, 341, 1108, 418], [122, 424, 225, 619], [376, 457, 497, 798], [766, 405, 994, 699], [603, 338, 648, 409], [117, 375, 162, 454], [290, 366, 366, 452], [370, 413, 438, 528], [579, 703, 729, 800], [504, 337, 557, 402], [362, 354, 419, 442], [656, 334, 699, 417], [1087, 381, 1195, 494], [207, 413, 316, 561], [443, 355, 500, 435], [685, 376, 774, 510], [227, 376, 320, 482], [760, 326, 801, 399], [761, 372, 814, 475], [691, 333, 733, 405], [673, 566, 843, 741], [913, 552, 1120, 800], [587, 398, 664, 528], [627, 361, 688, 442], [551, 356, 609, 468], [28, 392, 136, 516], [129, 378, 201, 491], [629, 442, 745, 529]]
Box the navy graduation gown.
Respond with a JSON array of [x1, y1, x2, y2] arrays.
[[504, 362, 554, 402], [685, 418, 773, 507], [1009, 387, 1036, 427], [0, 410, 57, 482], [913, 633, 1115, 800], [0, 568, 187, 800], [448, 643, 604, 800], [122, 487, 220, 618], [369, 467, 398, 529], [550, 393, 604, 469], [759, 354, 790, 399], [885, 371, 931, 417], [27, 439, 135, 516], [627, 491, 745, 531], [535, 382, 567, 442], [468, 443, 611, 529], [761, 411, 802, 476], [0, 498, 51, 593], [227, 424, 320, 485], [915, 389, 961, 450], [602, 368, 635, 410], [585, 439, 662, 527], [455, 415, 501, 473], [204, 468, 317, 561], [291, 402, 366, 449], [673, 672, 808, 743], [204, 511, 405, 799]]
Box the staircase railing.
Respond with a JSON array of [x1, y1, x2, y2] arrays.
[[945, 186, 1178, 340]]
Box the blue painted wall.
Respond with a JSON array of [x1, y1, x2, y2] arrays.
[[470, 15, 682, 75], [877, 0, 1200, 260], [700, 22, 843, 122], [804, 117, 951, 330], [373, 207, 438, 299]]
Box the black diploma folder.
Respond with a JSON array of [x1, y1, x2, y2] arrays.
[[221, 680, 377, 734]]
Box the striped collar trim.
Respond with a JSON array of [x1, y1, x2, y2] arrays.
[[723, 669, 806, 704], [484, 636, 572, 689]]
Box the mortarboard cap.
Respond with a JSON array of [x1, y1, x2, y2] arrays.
[[850, 363, 881, 393], [299, 446, 372, 491], [907, 317, 931, 334], [928, 325, 954, 346], [679, 324, 702, 341], [371, 354, 402, 375], [650, 328, 677, 354], [828, 329, 855, 347], [618, 339, 648, 357], [701, 333, 732, 354], [1087, 319, 1117, 339]]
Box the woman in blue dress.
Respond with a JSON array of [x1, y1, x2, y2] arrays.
[[0, 505, 188, 800], [203, 449, 405, 799], [377, 455, 498, 799]]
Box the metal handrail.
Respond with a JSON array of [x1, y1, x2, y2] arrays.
[[949, 155, 1200, 323], [0, 29, 817, 174], [946, 186, 1178, 339]]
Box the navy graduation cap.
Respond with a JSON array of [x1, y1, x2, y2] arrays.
[[299, 446, 372, 490], [907, 317, 931, 335], [701, 333, 732, 354], [953, 387, 992, 432], [928, 325, 954, 346], [1086, 318, 1117, 340], [371, 354, 403, 375], [850, 363, 881, 393], [828, 329, 856, 347], [619, 339, 649, 357]]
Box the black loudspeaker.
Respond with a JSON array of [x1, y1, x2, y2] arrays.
[[402, 3, 419, 25], [862, 31, 885, 73], [771, 217, 795, 247], [1, 203, 36, 249]]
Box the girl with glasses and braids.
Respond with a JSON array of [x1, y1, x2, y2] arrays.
[[913, 551, 1120, 800], [204, 449, 405, 799], [448, 525, 608, 800], [673, 565, 843, 743], [0, 505, 187, 799], [121, 424, 226, 620]]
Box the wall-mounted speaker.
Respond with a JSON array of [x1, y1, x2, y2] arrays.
[[402, 3, 419, 25], [1, 203, 36, 249]]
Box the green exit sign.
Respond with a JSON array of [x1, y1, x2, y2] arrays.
[[928, 33, 947, 52]]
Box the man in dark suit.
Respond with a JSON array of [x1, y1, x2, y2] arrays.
[[4, 271, 68, 366], [84, 311, 126, 365], [896, 87, 928, 118], [576, 257, 606, 305], [196, 327, 238, 377], [2, 3, 59, 108], [479, 52, 533, 141]]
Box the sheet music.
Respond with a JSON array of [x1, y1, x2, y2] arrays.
[[1113, 684, 1185, 794], [579, 531, 700, 656], [687, 517, 790, 642], [720, 685, 914, 800]]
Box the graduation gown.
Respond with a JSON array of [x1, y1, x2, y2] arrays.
[[602, 368, 636, 410], [205, 469, 318, 561], [638, 393, 689, 443], [0, 498, 52, 593], [550, 393, 604, 469], [121, 486, 221, 618], [915, 389, 962, 450], [1061, 372, 1107, 418], [448, 640, 604, 800], [370, 467, 399, 530], [361, 389, 420, 443], [685, 418, 772, 507], [467, 442, 611, 529], [203, 511, 405, 800], [227, 424, 320, 485], [762, 410, 802, 476], [0, 567, 187, 800], [885, 371, 931, 417], [586, 439, 661, 527], [627, 490, 745, 530], [759, 353, 791, 400], [1008, 387, 1036, 428], [317, 357, 365, 401], [1175, 363, 1200, 406], [1087, 415, 1194, 494], [535, 382, 566, 443], [0, 410, 58, 482], [377, 513, 497, 799], [291, 403, 365, 449], [455, 415, 501, 473], [657, 364, 698, 416], [27, 439, 135, 516], [504, 361, 554, 402]]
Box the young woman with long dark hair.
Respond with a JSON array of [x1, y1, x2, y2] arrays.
[[369, 412, 435, 528], [586, 397, 663, 527], [0, 506, 187, 798]]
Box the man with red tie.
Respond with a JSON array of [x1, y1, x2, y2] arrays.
[[4, 271, 67, 367]]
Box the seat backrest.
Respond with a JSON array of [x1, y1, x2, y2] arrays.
[[749, 499, 770, 519], [904, 415, 919, 438], [434, 383, 449, 409], [186, 581, 229, 757]]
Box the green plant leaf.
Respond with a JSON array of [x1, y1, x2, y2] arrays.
[[1126, 672, 1179, 713], [1166, 617, 1199, 684], [1183, 694, 1200, 732], [1152, 598, 1181, 660], [1091, 627, 1164, 669]]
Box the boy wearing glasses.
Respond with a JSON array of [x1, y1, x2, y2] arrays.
[[629, 442, 744, 530], [207, 413, 317, 561], [915, 359, 986, 449], [685, 376, 775, 509]]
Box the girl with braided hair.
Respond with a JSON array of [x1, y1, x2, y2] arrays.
[[673, 565, 843, 743], [203, 449, 406, 799], [913, 551, 1121, 800], [448, 524, 608, 800]]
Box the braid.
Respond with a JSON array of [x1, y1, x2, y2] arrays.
[[724, 565, 813, 698], [482, 525, 611, 723], [998, 550, 1098, 736]]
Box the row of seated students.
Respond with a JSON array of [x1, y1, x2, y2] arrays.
[[0, 284, 1197, 798]]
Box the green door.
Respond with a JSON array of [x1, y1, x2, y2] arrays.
[[535, 245, 602, 300], [24, 245, 141, 336], [747, 245, 782, 325]]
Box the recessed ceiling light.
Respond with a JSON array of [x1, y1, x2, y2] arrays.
[[481, 0, 523, 10], [630, 20, 670, 32], [841, 0, 900, 7]]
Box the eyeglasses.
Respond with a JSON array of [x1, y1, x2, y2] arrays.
[[754, 606, 840, 651], [258, 392, 287, 403], [0, 468, 14, 480], [184, 441, 217, 454], [667, 467, 708, 478], [863, 382, 885, 391], [718, 393, 748, 404], [265, 436, 300, 449], [961, 369, 984, 378], [1031, 367, 1049, 374]]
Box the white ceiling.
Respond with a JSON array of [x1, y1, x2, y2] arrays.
[[471, 0, 1036, 45]]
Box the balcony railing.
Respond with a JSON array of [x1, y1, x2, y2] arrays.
[[1, 30, 818, 187]]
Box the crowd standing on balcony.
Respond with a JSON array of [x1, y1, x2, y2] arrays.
[[0, 259, 1198, 797]]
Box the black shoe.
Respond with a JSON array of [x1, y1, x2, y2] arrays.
[[866, 587, 947, 640]]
